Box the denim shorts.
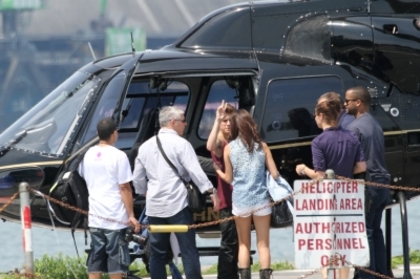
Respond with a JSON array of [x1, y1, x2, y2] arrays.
[[87, 227, 130, 275]]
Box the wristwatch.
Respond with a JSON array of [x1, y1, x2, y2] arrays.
[[208, 188, 217, 196], [300, 166, 306, 176]]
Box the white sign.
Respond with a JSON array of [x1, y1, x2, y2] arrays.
[[293, 179, 369, 269]]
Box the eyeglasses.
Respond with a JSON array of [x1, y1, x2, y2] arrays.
[[174, 118, 187, 123]]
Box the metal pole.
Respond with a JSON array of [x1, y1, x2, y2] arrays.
[[325, 169, 336, 279], [385, 208, 394, 278], [398, 191, 413, 279], [325, 169, 335, 179], [19, 182, 34, 277]]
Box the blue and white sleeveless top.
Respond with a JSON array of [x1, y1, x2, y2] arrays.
[[229, 138, 269, 207]]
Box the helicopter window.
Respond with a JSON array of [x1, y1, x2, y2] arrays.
[[120, 98, 146, 129], [261, 76, 343, 143], [181, 7, 252, 49], [81, 70, 128, 145], [114, 81, 190, 150], [0, 71, 100, 156], [198, 80, 239, 139]]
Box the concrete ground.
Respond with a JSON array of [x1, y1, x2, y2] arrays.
[[201, 267, 420, 279], [139, 265, 420, 279]]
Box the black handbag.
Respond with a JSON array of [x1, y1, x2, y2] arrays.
[[156, 136, 206, 213], [271, 199, 293, 228]]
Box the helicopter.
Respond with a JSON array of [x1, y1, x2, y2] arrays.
[[1, 0, 420, 276]]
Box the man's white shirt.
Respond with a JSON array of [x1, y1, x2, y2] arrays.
[[133, 128, 213, 217], [79, 145, 132, 229]]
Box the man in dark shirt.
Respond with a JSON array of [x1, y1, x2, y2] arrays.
[[345, 86, 391, 279]]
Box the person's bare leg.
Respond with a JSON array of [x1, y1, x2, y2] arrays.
[[320, 268, 348, 279], [339, 267, 349, 279], [109, 273, 123, 279], [235, 215, 252, 267], [89, 273, 101, 279], [252, 214, 271, 269], [321, 268, 327, 279]]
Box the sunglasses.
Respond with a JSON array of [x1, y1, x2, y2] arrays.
[[344, 99, 358, 104]]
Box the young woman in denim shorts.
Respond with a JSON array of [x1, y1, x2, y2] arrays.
[[214, 109, 279, 279]]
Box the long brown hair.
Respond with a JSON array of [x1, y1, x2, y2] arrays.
[[230, 109, 262, 153]]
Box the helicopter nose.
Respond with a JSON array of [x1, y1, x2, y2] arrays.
[[0, 168, 45, 216]]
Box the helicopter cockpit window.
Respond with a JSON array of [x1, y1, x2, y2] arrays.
[[0, 71, 100, 156], [81, 70, 128, 146], [261, 76, 343, 143], [198, 79, 241, 139], [115, 80, 190, 149]]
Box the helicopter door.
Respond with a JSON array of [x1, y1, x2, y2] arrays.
[[77, 54, 143, 150], [111, 54, 144, 127]]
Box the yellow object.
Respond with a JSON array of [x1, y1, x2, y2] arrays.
[[149, 225, 188, 233]]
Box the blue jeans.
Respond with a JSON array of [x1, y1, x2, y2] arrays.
[[359, 177, 390, 279], [148, 207, 202, 279]]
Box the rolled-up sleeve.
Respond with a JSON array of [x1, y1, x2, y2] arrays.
[[312, 139, 326, 172], [180, 141, 213, 194], [132, 152, 147, 195]]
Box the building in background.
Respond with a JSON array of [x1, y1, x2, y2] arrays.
[[0, 0, 250, 131]]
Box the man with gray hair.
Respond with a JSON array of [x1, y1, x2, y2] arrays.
[[133, 106, 219, 279]]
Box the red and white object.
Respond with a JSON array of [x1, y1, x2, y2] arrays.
[[293, 179, 369, 269]]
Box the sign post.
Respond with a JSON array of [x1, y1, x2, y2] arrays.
[[19, 182, 34, 277], [293, 177, 369, 272]]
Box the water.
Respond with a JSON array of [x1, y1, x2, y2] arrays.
[[1, 200, 420, 272]]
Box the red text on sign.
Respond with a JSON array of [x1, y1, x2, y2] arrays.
[[301, 181, 358, 194], [297, 238, 366, 250], [295, 222, 366, 234], [295, 198, 363, 211]]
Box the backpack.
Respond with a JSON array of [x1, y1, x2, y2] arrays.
[[49, 149, 89, 256]]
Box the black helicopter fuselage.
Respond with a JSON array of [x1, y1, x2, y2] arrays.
[[0, 0, 420, 260]]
